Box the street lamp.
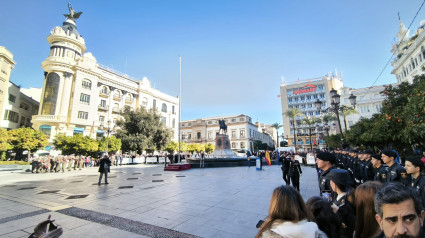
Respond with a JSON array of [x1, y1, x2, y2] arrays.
[[315, 88, 356, 149], [100, 120, 114, 155]]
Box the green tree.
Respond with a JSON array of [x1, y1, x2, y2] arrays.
[[271, 122, 282, 147], [302, 116, 321, 151], [339, 106, 359, 131], [204, 143, 215, 153], [0, 128, 12, 153], [185, 143, 203, 153], [284, 108, 303, 152], [164, 141, 179, 154], [380, 75, 425, 149], [116, 106, 171, 154], [98, 136, 121, 154], [54, 134, 99, 155], [8, 128, 48, 160], [324, 134, 342, 149]]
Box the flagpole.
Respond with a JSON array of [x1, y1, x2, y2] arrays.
[[178, 56, 182, 164]]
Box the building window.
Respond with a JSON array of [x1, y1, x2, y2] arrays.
[[100, 86, 109, 95], [80, 93, 90, 104], [8, 94, 16, 103], [240, 130, 245, 138], [78, 111, 88, 119], [82, 80, 91, 89], [161, 117, 166, 125], [240, 142, 245, 149], [232, 142, 236, 148], [231, 119, 236, 122], [4, 110, 19, 123], [142, 97, 148, 107], [100, 99, 106, 107], [99, 116, 104, 122], [20, 103, 29, 110], [208, 131, 212, 139], [153, 99, 157, 108], [240, 117, 245, 122], [172, 105, 175, 114], [231, 130, 236, 138], [197, 132, 201, 139], [161, 103, 167, 113], [307, 95, 311, 100], [188, 133, 191, 139], [288, 98, 292, 102], [318, 85, 324, 90]]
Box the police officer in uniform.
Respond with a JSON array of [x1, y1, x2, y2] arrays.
[[363, 150, 374, 182], [404, 156, 425, 209], [316, 152, 336, 199], [278, 153, 291, 185], [288, 154, 302, 191], [371, 154, 387, 183], [382, 150, 409, 186], [327, 169, 355, 238]]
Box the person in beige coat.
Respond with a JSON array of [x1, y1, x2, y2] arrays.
[[256, 185, 327, 238]]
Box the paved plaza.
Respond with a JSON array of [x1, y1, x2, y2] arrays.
[[0, 164, 319, 238]]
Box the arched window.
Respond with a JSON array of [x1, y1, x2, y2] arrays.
[[422, 46, 425, 59], [411, 58, 415, 69], [100, 86, 109, 95], [41, 73, 60, 115], [161, 103, 167, 112]]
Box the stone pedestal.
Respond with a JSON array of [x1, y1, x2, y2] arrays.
[[211, 134, 235, 158]]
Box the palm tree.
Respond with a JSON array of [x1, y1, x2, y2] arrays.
[[340, 107, 359, 131], [302, 116, 321, 151], [322, 113, 337, 125], [284, 108, 303, 151], [271, 123, 282, 147]]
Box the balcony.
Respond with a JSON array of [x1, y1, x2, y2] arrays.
[[113, 94, 122, 101], [98, 105, 108, 111], [99, 91, 109, 98], [125, 99, 132, 104], [32, 115, 67, 123], [112, 107, 120, 113]]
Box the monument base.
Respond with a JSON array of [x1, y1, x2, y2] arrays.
[[164, 163, 191, 171], [211, 134, 235, 158]]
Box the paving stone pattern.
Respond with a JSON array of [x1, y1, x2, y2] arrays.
[[0, 164, 319, 237]]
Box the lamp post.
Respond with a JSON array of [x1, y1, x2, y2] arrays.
[[315, 89, 356, 149], [100, 120, 114, 155]]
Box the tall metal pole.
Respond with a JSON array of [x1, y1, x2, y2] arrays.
[[178, 56, 182, 163]]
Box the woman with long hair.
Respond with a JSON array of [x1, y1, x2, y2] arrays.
[[306, 196, 341, 238], [256, 185, 327, 238], [354, 181, 383, 238]]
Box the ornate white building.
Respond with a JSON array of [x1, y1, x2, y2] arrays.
[[180, 114, 274, 152], [391, 20, 425, 83], [31, 4, 179, 146]]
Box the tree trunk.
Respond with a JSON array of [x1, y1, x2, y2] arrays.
[[309, 128, 312, 152], [344, 116, 347, 132]]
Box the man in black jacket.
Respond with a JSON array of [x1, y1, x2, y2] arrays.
[[278, 153, 291, 185], [382, 150, 409, 186], [98, 155, 111, 185], [288, 154, 302, 191]]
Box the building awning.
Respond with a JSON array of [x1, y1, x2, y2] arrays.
[[39, 125, 51, 130], [73, 127, 84, 133], [97, 130, 105, 133]]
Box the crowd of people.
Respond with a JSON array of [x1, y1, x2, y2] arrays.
[[28, 154, 126, 173], [256, 149, 425, 238]]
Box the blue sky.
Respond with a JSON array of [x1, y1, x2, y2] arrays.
[[1, 0, 424, 135]]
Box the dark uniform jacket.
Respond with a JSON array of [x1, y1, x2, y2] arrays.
[[411, 174, 425, 210], [319, 166, 336, 194], [386, 162, 410, 186], [374, 164, 388, 183], [279, 156, 291, 171], [288, 160, 302, 177], [363, 159, 374, 182], [335, 194, 356, 238]]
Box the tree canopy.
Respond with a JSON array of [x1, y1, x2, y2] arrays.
[[8, 127, 49, 159], [116, 106, 171, 154]]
